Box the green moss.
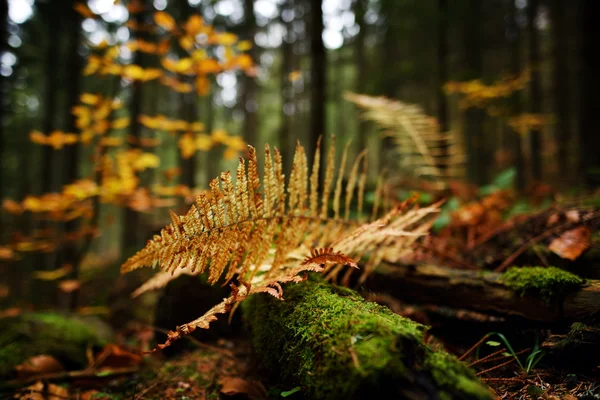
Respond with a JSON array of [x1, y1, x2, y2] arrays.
[[554, 322, 587, 350], [243, 280, 492, 400], [425, 351, 493, 400], [501, 266, 584, 301], [0, 312, 111, 378]]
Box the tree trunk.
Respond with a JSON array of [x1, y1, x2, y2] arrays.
[[527, 0, 543, 182], [436, 0, 449, 177], [367, 264, 600, 323], [507, 0, 525, 191], [0, 0, 7, 204], [463, 0, 486, 185], [241, 0, 258, 147], [62, 0, 84, 309], [578, 0, 600, 187], [243, 280, 493, 400], [279, 0, 294, 174], [550, 0, 570, 183], [354, 0, 368, 151], [309, 0, 326, 168], [122, 4, 146, 252]]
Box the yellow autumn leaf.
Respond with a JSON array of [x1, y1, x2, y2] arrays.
[[184, 15, 203, 36], [29, 130, 47, 146], [100, 137, 124, 147], [223, 147, 238, 160], [211, 129, 228, 143], [154, 11, 175, 31], [237, 40, 252, 51], [196, 133, 212, 151], [175, 58, 193, 74], [196, 59, 221, 74], [132, 153, 160, 171], [80, 93, 100, 105], [178, 133, 196, 159], [195, 75, 210, 96], [23, 196, 43, 212], [212, 32, 237, 46], [189, 121, 205, 132], [289, 70, 302, 82], [112, 117, 130, 129], [33, 264, 73, 281], [179, 35, 194, 51], [123, 64, 145, 80]]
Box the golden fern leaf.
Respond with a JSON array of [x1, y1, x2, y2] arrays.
[[122, 140, 439, 350], [345, 91, 465, 190]]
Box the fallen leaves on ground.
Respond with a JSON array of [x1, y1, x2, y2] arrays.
[[548, 226, 591, 261]]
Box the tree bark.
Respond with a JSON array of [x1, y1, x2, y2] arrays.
[[243, 280, 493, 400], [578, 0, 600, 187], [527, 0, 543, 182], [241, 0, 258, 147], [278, 0, 294, 174], [463, 0, 487, 185], [550, 0, 570, 182], [309, 0, 326, 168], [367, 264, 600, 323], [507, 0, 525, 191], [0, 0, 7, 204], [436, 0, 449, 176], [354, 0, 368, 151]]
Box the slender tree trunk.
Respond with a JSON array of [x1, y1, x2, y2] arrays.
[[437, 0, 449, 176], [279, 0, 294, 173], [0, 0, 7, 204], [63, 0, 84, 309], [463, 0, 486, 185], [354, 0, 368, 151], [241, 0, 258, 146], [551, 0, 570, 182], [41, 9, 61, 194], [527, 0, 543, 182], [122, 5, 146, 251], [508, 0, 525, 191], [309, 0, 326, 167], [578, 0, 600, 187]]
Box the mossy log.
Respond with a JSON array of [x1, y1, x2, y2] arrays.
[[367, 264, 600, 323], [243, 280, 493, 400], [0, 312, 112, 379]]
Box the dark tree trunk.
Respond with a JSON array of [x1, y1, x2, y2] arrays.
[[463, 0, 486, 185], [527, 0, 543, 182], [579, 0, 600, 187], [437, 0, 449, 175], [551, 0, 570, 182], [507, 0, 525, 191], [0, 0, 7, 203], [354, 0, 368, 151], [63, 0, 84, 309], [309, 0, 326, 166], [41, 8, 61, 194], [241, 0, 258, 147], [122, 4, 146, 251], [279, 0, 294, 173]]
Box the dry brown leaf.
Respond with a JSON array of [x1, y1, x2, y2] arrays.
[[302, 247, 358, 269], [219, 376, 267, 400], [548, 226, 591, 261], [58, 279, 81, 293], [15, 355, 64, 379], [17, 381, 69, 400], [92, 343, 142, 369]]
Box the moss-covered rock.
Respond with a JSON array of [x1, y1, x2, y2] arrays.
[[0, 312, 112, 378], [501, 266, 584, 302], [243, 281, 493, 400]]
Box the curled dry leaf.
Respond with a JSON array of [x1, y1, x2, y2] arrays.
[[15, 355, 64, 379], [548, 226, 591, 261]]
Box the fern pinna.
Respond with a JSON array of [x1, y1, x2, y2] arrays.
[[121, 138, 438, 350]]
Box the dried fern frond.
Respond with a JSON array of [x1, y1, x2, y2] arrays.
[[122, 139, 438, 350], [345, 91, 465, 190]]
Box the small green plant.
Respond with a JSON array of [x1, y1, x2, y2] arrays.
[[477, 332, 544, 374]]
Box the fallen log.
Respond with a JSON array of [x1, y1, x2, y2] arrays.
[[243, 280, 493, 400], [367, 264, 600, 323]]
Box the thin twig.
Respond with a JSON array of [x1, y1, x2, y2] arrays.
[[476, 357, 517, 376], [459, 334, 490, 361], [469, 348, 507, 367]]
